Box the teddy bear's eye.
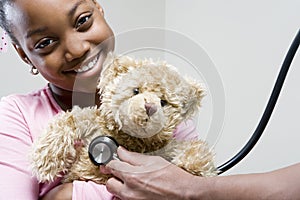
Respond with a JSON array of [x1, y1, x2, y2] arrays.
[[133, 88, 140, 95], [160, 100, 168, 107]]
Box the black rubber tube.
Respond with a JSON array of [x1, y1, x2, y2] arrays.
[[217, 29, 300, 174]]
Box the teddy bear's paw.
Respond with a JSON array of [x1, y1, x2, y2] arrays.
[[74, 139, 86, 149], [30, 161, 66, 183], [63, 160, 113, 185]]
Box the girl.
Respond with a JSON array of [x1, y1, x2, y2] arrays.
[[0, 0, 114, 199], [0, 0, 198, 199]]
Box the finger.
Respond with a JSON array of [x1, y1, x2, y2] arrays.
[[106, 177, 124, 197], [116, 146, 155, 166], [109, 147, 170, 174], [106, 159, 137, 180]]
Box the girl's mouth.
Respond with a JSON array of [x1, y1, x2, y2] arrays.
[[74, 54, 99, 73]]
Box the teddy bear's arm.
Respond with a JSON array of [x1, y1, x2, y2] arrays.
[[169, 140, 218, 177], [30, 107, 104, 183]]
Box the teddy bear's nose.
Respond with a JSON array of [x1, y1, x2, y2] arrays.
[[145, 103, 157, 117]]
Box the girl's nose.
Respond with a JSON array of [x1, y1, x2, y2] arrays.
[[64, 35, 90, 62]]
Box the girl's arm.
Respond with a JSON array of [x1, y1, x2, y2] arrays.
[[41, 183, 72, 200], [0, 97, 40, 199], [42, 181, 114, 200]]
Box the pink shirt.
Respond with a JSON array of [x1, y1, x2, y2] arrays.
[[0, 85, 198, 199]]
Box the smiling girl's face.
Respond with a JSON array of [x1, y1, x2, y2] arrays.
[[6, 0, 115, 92]]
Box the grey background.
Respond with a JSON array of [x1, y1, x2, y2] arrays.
[[1, 0, 299, 175]]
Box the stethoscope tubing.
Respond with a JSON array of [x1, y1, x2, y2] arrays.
[[217, 29, 300, 174]]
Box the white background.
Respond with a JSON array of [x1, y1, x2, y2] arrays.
[[1, 0, 299, 175]]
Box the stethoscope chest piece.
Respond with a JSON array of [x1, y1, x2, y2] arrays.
[[88, 136, 119, 166]]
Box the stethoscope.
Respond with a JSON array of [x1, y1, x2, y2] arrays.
[[88, 136, 119, 165], [88, 29, 300, 174]]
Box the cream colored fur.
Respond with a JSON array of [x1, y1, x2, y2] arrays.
[[30, 53, 217, 185]]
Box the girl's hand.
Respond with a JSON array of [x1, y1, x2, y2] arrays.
[[41, 183, 72, 200]]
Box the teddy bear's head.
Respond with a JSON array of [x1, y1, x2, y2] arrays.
[[99, 54, 205, 139]]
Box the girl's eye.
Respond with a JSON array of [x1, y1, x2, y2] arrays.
[[35, 39, 55, 49], [76, 14, 92, 29]]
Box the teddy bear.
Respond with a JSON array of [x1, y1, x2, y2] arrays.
[[29, 53, 217, 185]]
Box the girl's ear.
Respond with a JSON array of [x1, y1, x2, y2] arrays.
[[12, 43, 32, 65]]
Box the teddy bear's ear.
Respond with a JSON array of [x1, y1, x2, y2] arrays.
[[100, 51, 115, 74], [180, 77, 205, 119], [98, 54, 138, 91]]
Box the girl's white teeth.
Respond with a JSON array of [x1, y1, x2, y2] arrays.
[[75, 56, 98, 73]]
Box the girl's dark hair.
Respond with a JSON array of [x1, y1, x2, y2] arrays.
[[0, 0, 19, 44]]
